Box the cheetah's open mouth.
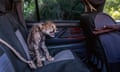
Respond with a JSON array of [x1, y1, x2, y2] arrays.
[[49, 33, 55, 37]]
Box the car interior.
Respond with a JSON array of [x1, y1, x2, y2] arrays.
[[0, 0, 120, 72]]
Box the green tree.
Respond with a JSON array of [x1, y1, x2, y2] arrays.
[[23, 0, 120, 20], [104, 0, 120, 20], [23, 0, 84, 20], [24, 0, 36, 21]]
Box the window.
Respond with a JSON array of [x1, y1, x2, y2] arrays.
[[23, 0, 84, 21], [104, 0, 120, 20], [23, 0, 120, 21], [24, 0, 36, 21]]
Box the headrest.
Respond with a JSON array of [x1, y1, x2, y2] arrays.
[[95, 13, 116, 28], [89, 0, 106, 12], [0, 0, 13, 14], [0, 0, 6, 13], [89, 0, 105, 5], [13, 0, 22, 2]]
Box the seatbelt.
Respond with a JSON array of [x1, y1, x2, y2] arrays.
[[0, 38, 36, 69], [15, 30, 30, 60]]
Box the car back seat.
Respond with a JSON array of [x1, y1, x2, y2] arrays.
[[0, 13, 90, 72], [7, 11, 88, 63], [0, 0, 91, 72]]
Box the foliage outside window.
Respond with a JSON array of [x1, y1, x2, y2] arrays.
[[38, 0, 84, 20], [23, 0, 120, 21], [23, 0, 84, 21], [104, 0, 120, 20], [24, 0, 36, 21]]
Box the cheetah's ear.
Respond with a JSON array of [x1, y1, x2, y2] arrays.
[[38, 23, 43, 29], [44, 20, 52, 24]]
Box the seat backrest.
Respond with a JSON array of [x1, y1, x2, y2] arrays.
[[6, 13, 28, 40], [95, 13, 120, 72], [0, 44, 15, 72], [80, 12, 110, 72], [94, 13, 120, 63], [80, 12, 120, 72], [0, 14, 30, 72]]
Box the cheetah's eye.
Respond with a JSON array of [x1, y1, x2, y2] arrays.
[[50, 31, 54, 33], [50, 29, 54, 33]]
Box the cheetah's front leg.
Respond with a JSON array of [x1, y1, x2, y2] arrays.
[[34, 44, 43, 67], [41, 42, 54, 61]]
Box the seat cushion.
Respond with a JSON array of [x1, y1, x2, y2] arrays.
[[38, 60, 90, 72], [34, 50, 90, 72], [44, 50, 75, 65], [0, 47, 15, 72], [35, 60, 90, 72]]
